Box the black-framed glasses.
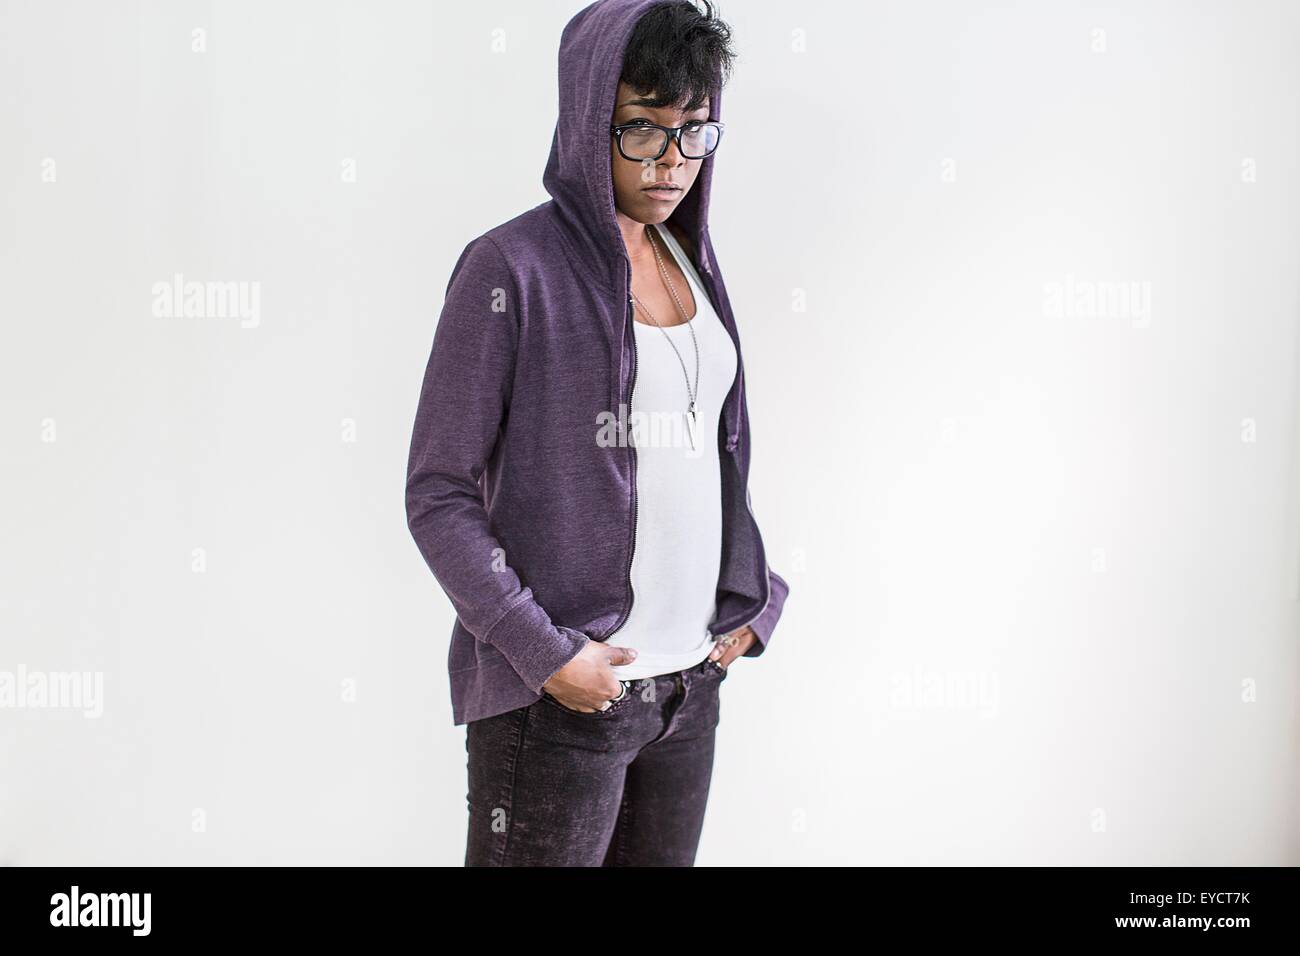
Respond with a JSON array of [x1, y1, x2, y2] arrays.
[[609, 120, 725, 161]]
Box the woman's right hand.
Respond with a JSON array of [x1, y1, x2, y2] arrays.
[[542, 643, 638, 712]]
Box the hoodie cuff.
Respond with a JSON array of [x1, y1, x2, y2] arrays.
[[482, 598, 591, 693], [741, 570, 790, 658]]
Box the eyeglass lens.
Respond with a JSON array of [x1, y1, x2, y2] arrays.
[[620, 123, 720, 160]]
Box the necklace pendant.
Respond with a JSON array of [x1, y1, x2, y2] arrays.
[[686, 404, 698, 449]]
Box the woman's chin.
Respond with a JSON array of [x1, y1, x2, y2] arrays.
[[633, 196, 679, 221]]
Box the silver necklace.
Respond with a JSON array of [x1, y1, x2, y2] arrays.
[[630, 225, 701, 449]]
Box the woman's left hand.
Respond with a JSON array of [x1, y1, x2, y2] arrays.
[[707, 625, 756, 669]]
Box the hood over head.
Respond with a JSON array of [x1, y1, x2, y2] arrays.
[[543, 0, 721, 294]]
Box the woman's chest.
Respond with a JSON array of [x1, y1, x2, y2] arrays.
[[630, 306, 737, 420]]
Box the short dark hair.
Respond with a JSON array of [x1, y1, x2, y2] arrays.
[[620, 0, 736, 113]]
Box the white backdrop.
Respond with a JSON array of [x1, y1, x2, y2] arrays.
[[2, 0, 1297, 865]]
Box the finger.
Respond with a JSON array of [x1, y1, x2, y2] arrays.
[[606, 645, 638, 666], [711, 633, 740, 660]]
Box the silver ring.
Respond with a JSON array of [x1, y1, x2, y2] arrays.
[[600, 682, 630, 710]]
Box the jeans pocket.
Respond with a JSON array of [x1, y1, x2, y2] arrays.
[[542, 680, 634, 717]]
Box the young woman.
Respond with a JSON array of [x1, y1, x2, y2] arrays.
[[406, 0, 790, 866]]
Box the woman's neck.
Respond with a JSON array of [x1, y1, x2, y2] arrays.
[[616, 214, 659, 265]]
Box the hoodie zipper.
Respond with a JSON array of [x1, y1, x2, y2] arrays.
[[604, 292, 639, 639]]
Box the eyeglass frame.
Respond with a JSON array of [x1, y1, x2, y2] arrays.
[[608, 120, 726, 162]]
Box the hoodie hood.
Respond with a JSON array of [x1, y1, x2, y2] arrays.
[[542, 0, 720, 294]]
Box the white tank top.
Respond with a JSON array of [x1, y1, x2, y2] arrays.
[[605, 222, 739, 681]]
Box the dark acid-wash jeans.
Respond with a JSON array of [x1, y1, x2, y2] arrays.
[[464, 656, 730, 866]]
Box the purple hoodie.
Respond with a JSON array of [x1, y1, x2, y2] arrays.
[[406, 0, 790, 726]]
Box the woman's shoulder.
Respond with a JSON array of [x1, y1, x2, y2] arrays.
[[445, 204, 564, 292], [472, 203, 557, 258]]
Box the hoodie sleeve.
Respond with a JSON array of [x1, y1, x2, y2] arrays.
[[743, 568, 790, 656], [406, 235, 590, 694], [735, 383, 790, 657]]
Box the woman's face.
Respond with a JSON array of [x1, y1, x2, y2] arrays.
[[610, 81, 710, 224]]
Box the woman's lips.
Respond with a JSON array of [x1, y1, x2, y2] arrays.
[[644, 186, 681, 201]]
